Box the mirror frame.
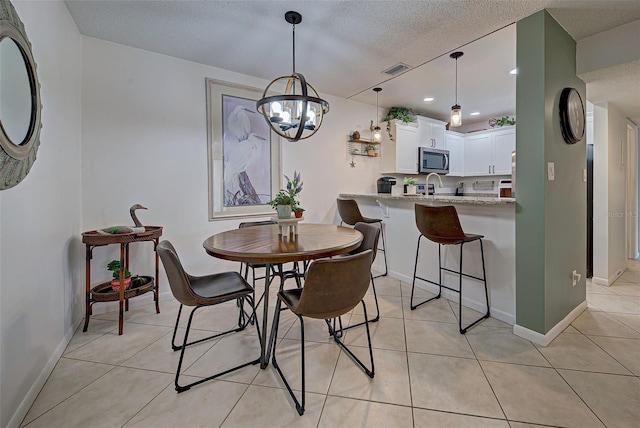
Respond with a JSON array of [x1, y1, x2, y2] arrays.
[[0, 0, 42, 190]]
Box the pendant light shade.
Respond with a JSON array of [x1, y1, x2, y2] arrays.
[[450, 51, 464, 128], [373, 87, 382, 142], [256, 11, 329, 142]]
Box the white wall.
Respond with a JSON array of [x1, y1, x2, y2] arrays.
[[80, 37, 380, 297], [592, 102, 630, 284], [0, 2, 82, 427]]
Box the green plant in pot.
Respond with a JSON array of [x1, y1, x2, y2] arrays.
[[403, 177, 417, 194], [107, 259, 131, 291], [268, 171, 303, 219], [351, 130, 360, 141], [496, 116, 516, 127], [383, 107, 415, 141], [365, 144, 377, 156], [292, 204, 305, 218]]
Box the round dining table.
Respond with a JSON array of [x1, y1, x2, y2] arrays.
[[203, 223, 363, 368]]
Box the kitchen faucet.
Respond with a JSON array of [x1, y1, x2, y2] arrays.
[[425, 173, 443, 194]]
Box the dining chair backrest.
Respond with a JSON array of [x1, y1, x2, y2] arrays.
[[351, 222, 380, 260], [414, 204, 466, 244], [239, 220, 276, 228], [157, 240, 197, 307], [337, 198, 365, 226], [294, 250, 373, 319]]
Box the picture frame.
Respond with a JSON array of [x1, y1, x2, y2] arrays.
[[207, 78, 281, 220]]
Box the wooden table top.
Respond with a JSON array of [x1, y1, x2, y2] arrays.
[[203, 223, 362, 263]]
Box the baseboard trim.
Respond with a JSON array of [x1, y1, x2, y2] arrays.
[[513, 301, 587, 347], [388, 270, 515, 325], [7, 319, 80, 428], [592, 265, 627, 286]]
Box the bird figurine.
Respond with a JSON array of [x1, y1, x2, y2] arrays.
[[129, 204, 147, 228], [97, 204, 148, 235]]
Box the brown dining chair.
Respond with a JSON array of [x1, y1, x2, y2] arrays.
[[410, 205, 490, 333], [157, 240, 261, 392], [336, 222, 381, 332], [271, 250, 375, 415], [337, 198, 387, 277]]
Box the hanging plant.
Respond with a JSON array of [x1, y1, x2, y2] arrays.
[[496, 116, 516, 127], [383, 107, 415, 141]]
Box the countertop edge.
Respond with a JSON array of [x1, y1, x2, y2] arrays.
[[339, 193, 515, 206]]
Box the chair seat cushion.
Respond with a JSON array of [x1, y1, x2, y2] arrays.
[[360, 217, 382, 224], [190, 271, 253, 302], [278, 288, 303, 313]]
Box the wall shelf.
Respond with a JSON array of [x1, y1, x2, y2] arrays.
[[348, 139, 380, 158]]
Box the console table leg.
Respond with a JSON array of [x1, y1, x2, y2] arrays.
[[154, 238, 160, 314], [83, 245, 91, 332], [118, 244, 125, 335]]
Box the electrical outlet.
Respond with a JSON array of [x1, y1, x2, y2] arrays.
[[572, 270, 581, 286], [548, 162, 555, 181]]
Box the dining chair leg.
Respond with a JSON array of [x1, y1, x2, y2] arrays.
[[373, 222, 388, 278], [326, 300, 375, 378], [458, 240, 491, 334], [272, 300, 305, 416], [340, 273, 380, 332]]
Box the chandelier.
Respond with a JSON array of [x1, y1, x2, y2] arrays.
[[256, 11, 330, 142]]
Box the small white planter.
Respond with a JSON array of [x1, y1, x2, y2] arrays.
[[276, 205, 292, 219], [406, 185, 416, 195]]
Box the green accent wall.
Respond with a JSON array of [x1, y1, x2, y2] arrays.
[[516, 10, 587, 334]]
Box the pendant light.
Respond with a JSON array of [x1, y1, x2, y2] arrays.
[[450, 51, 464, 128], [256, 11, 329, 142], [373, 87, 382, 142]]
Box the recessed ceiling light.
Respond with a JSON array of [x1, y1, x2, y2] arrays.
[[470, 112, 480, 116], [509, 68, 518, 75], [423, 97, 434, 102]]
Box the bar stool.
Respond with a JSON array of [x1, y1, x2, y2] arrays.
[[336, 198, 387, 277], [410, 204, 490, 334]]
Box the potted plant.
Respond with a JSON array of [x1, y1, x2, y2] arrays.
[[383, 107, 415, 141], [404, 177, 417, 195], [366, 144, 377, 156], [268, 171, 303, 219], [351, 130, 361, 141], [107, 259, 131, 291], [496, 116, 516, 127], [293, 206, 305, 218]]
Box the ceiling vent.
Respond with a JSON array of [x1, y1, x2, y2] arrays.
[[382, 63, 411, 76]]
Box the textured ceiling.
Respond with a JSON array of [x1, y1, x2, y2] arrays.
[[64, 0, 640, 124]]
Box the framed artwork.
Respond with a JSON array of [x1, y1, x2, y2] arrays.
[[207, 78, 281, 220]]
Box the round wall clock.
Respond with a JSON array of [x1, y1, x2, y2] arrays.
[[559, 87, 585, 145]]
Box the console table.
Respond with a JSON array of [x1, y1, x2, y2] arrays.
[[82, 226, 163, 335]]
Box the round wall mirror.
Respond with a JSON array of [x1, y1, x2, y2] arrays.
[[1, 37, 34, 145], [0, 0, 42, 190]]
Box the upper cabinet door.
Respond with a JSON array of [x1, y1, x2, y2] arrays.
[[445, 133, 464, 176], [493, 129, 516, 175], [395, 124, 420, 174], [464, 133, 493, 176], [431, 124, 446, 149]]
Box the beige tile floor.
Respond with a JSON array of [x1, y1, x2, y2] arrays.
[[21, 261, 640, 427]]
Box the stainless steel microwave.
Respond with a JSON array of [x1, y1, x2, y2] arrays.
[[418, 147, 449, 174]]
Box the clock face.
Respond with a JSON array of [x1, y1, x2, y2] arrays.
[[559, 87, 585, 145]]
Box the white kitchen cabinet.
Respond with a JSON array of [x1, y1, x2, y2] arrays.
[[418, 116, 447, 149], [445, 132, 464, 176], [463, 128, 515, 176], [464, 133, 493, 176], [381, 120, 420, 174], [492, 129, 516, 174]]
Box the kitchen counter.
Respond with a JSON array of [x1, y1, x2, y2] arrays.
[[338, 192, 515, 325], [339, 193, 515, 205]]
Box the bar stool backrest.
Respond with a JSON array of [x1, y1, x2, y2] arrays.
[[157, 240, 198, 307], [352, 222, 380, 260], [295, 250, 373, 319], [415, 205, 466, 244], [337, 198, 365, 226]]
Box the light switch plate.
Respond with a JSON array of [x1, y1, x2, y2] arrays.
[[583, 168, 587, 182], [548, 162, 555, 181]]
